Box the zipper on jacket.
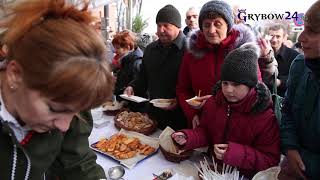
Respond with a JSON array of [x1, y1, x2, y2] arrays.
[[20, 146, 31, 180], [222, 105, 232, 143], [5, 124, 32, 180]]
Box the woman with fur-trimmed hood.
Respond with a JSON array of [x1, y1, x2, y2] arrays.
[[176, 0, 277, 128], [172, 43, 280, 178]]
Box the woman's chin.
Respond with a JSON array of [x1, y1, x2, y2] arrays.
[[32, 127, 51, 133]]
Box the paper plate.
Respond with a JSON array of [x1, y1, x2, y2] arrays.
[[150, 98, 175, 108], [186, 96, 202, 108], [119, 94, 148, 103]]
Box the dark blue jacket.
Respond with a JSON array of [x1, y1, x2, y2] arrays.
[[114, 47, 143, 96], [280, 54, 320, 179]]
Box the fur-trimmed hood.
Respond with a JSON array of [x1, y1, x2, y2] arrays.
[[212, 81, 272, 113], [186, 24, 257, 59]]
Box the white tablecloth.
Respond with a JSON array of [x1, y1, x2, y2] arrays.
[[89, 108, 200, 180], [89, 109, 279, 180]]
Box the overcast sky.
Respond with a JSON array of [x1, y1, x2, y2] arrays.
[[140, 0, 316, 34]]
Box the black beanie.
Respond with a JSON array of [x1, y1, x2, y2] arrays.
[[156, 5, 181, 28], [221, 43, 260, 87], [199, 0, 234, 32]]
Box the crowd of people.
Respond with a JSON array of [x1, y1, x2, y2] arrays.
[[0, 0, 319, 179]]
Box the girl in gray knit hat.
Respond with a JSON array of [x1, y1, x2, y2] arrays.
[[172, 43, 280, 179], [176, 0, 277, 129]]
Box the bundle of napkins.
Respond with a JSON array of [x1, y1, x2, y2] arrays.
[[159, 127, 183, 155]]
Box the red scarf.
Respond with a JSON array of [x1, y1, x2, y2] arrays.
[[20, 131, 35, 146]]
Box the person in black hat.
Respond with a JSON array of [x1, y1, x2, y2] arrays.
[[172, 43, 280, 179], [154, 4, 182, 46], [176, 0, 277, 129], [123, 4, 188, 130]]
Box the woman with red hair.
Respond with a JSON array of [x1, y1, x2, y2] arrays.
[[112, 30, 144, 98]]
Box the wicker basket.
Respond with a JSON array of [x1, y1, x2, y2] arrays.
[[159, 145, 193, 163], [114, 110, 157, 135]]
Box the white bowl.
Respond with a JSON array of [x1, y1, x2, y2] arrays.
[[150, 98, 175, 108]]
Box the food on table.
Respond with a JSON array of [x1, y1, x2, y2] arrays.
[[116, 111, 154, 130], [94, 134, 156, 159]]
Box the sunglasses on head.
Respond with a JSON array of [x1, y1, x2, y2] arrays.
[[186, 15, 198, 20]]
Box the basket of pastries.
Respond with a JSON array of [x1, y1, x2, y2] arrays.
[[114, 110, 157, 135], [159, 127, 193, 163]]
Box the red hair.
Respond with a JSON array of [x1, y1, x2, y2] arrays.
[[1, 0, 114, 110], [112, 30, 136, 50]]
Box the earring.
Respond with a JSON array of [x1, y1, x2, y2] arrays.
[[10, 85, 15, 90]]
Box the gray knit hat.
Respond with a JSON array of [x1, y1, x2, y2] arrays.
[[221, 43, 260, 87], [199, 0, 234, 31], [156, 5, 181, 28]]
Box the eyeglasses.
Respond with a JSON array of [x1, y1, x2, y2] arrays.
[[186, 15, 198, 20]]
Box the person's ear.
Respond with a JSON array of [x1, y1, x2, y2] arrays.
[[185, 18, 188, 25], [284, 33, 288, 41], [2, 45, 8, 55], [6, 60, 23, 90]]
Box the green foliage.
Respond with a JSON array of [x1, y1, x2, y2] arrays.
[[132, 14, 148, 33]]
